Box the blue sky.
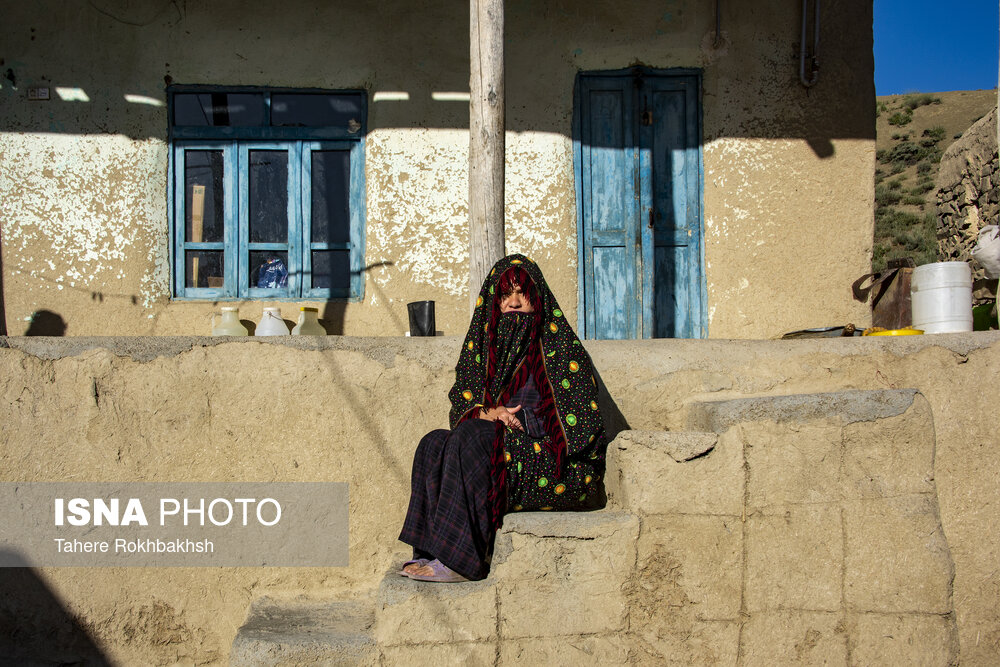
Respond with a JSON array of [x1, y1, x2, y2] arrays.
[[874, 0, 998, 95]]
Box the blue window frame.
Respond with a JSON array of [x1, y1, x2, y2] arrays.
[[168, 86, 367, 300]]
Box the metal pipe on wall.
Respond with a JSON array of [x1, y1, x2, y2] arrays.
[[800, 0, 820, 87]]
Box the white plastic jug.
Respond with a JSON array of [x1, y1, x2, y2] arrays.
[[292, 307, 326, 335], [910, 261, 973, 333], [256, 307, 290, 336], [211, 306, 248, 336]]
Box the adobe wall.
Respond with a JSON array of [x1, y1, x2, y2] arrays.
[[0, 333, 998, 664], [1, 0, 873, 339]]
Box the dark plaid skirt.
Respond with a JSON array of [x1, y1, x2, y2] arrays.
[[398, 419, 498, 580]]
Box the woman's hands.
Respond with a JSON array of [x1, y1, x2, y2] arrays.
[[480, 405, 524, 431]]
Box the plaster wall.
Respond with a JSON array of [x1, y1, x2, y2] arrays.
[[1, 0, 873, 338], [1, 333, 999, 664]]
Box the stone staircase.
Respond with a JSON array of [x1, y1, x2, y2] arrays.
[[230, 388, 958, 665]]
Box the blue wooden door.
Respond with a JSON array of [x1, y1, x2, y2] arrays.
[[574, 69, 706, 339]]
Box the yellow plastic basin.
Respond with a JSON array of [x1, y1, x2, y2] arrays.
[[863, 328, 924, 336]]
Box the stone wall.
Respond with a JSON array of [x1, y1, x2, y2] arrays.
[[2, 334, 999, 664], [936, 107, 999, 299]]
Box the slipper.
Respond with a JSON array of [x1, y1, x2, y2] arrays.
[[405, 559, 469, 583], [398, 558, 430, 577]]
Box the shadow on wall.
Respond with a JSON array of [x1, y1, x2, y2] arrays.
[[319, 261, 396, 335], [0, 550, 112, 665], [594, 367, 630, 443], [24, 309, 67, 336], [0, 0, 875, 156]]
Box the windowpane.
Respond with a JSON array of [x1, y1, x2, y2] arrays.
[[185, 151, 225, 243], [174, 93, 265, 126], [311, 150, 351, 244], [311, 250, 351, 290], [271, 93, 364, 130], [248, 150, 289, 243], [250, 251, 289, 289], [185, 251, 224, 288]]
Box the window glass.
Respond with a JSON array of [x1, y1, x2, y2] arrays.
[[174, 93, 265, 126], [311, 250, 351, 289], [185, 251, 224, 288], [271, 93, 364, 130], [184, 151, 225, 243], [248, 150, 289, 243], [171, 87, 365, 299], [310, 150, 351, 244], [250, 251, 290, 289]]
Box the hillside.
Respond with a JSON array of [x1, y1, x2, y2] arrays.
[[873, 89, 997, 271]]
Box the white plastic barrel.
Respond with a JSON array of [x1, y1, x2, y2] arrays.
[[910, 261, 973, 333]]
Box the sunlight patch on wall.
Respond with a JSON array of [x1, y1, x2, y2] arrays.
[[54, 87, 90, 102], [505, 131, 574, 265], [366, 128, 471, 298], [366, 129, 577, 301], [0, 133, 169, 307], [373, 91, 410, 102], [124, 94, 165, 107]]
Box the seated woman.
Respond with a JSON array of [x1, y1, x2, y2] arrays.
[[398, 254, 607, 582]]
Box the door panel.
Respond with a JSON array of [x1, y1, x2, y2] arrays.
[[654, 245, 681, 338], [579, 81, 639, 340], [593, 246, 634, 340], [588, 91, 631, 234], [575, 68, 705, 339]]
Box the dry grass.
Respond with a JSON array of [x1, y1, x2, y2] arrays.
[[873, 89, 997, 271]]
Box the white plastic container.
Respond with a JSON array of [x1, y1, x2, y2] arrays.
[[211, 306, 248, 336], [910, 261, 973, 333], [292, 307, 326, 335], [256, 307, 290, 336]]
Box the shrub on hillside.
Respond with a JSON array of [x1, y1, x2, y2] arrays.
[[922, 126, 946, 142], [887, 111, 912, 126], [903, 94, 941, 111], [875, 186, 903, 207], [873, 208, 937, 270], [885, 141, 943, 168], [886, 141, 921, 165]]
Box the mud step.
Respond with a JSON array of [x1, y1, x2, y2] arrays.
[[229, 597, 375, 667], [684, 388, 920, 433], [605, 429, 734, 514], [373, 510, 639, 660]]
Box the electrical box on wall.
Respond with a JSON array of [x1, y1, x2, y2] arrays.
[[27, 87, 50, 100]]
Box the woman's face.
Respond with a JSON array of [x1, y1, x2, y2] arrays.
[[500, 284, 534, 313]]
